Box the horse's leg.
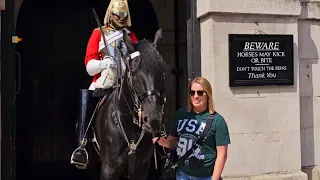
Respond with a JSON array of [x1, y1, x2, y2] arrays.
[[99, 148, 128, 180], [99, 161, 123, 180], [131, 159, 151, 180], [100, 162, 115, 180]]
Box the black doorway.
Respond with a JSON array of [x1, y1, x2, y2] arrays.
[[14, 0, 160, 179]]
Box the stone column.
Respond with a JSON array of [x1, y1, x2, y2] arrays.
[[299, 0, 320, 180], [0, 8, 1, 179], [197, 0, 307, 179]]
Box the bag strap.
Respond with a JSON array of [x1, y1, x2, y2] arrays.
[[177, 113, 215, 164]]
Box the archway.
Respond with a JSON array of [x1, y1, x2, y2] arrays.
[[15, 0, 159, 179]]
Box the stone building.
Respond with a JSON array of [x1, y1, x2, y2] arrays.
[[198, 0, 320, 180], [0, 0, 319, 180]]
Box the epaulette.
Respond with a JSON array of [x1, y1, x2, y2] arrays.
[[94, 26, 112, 34], [123, 27, 131, 34]]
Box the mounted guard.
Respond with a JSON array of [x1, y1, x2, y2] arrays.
[[70, 0, 138, 170]]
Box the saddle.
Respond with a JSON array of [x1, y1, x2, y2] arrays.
[[92, 87, 113, 98]]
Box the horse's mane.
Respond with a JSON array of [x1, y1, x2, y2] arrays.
[[134, 39, 167, 76]]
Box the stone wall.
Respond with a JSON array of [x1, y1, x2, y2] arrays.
[[197, 0, 320, 179], [299, 1, 320, 180]]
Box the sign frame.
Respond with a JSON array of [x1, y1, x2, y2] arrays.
[[228, 34, 294, 87]]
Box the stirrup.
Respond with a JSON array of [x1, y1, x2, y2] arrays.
[[75, 164, 87, 170], [70, 147, 89, 169], [70, 139, 89, 169]]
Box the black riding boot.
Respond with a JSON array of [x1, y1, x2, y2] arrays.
[[70, 89, 99, 169]]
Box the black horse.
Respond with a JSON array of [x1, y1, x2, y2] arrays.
[[93, 29, 168, 180]]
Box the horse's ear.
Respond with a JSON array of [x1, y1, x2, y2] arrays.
[[153, 29, 163, 47], [123, 30, 135, 53], [122, 31, 140, 71]]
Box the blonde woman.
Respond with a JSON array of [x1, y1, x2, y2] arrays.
[[153, 77, 230, 180]]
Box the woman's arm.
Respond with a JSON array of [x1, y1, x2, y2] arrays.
[[152, 135, 178, 149], [212, 145, 228, 180]]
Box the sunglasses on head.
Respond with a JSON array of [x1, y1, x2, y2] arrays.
[[189, 90, 205, 96]]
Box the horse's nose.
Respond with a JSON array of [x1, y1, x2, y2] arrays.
[[150, 119, 161, 128], [143, 115, 161, 131]]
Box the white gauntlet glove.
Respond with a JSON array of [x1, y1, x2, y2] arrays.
[[94, 56, 118, 89], [99, 56, 117, 70], [86, 56, 116, 76]]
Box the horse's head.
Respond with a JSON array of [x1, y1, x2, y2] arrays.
[[122, 29, 167, 133]]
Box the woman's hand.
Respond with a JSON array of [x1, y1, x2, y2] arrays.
[[152, 137, 169, 148], [152, 137, 159, 144], [152, 135, 178, 149]]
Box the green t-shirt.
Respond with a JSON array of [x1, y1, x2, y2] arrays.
[[170, 107, 231, 177]]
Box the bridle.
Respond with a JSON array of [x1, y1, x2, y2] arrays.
[[110, 48, 167, 176], [121, 50, 166, 128]]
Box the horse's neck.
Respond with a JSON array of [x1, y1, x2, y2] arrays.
[[117, 74, 139, 125], [115, 79, 143, 138]]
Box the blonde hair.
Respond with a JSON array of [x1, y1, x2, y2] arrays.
[[187, 77, 214, 114]]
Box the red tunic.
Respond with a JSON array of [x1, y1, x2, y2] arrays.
[[84, 29, 138, 83]]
